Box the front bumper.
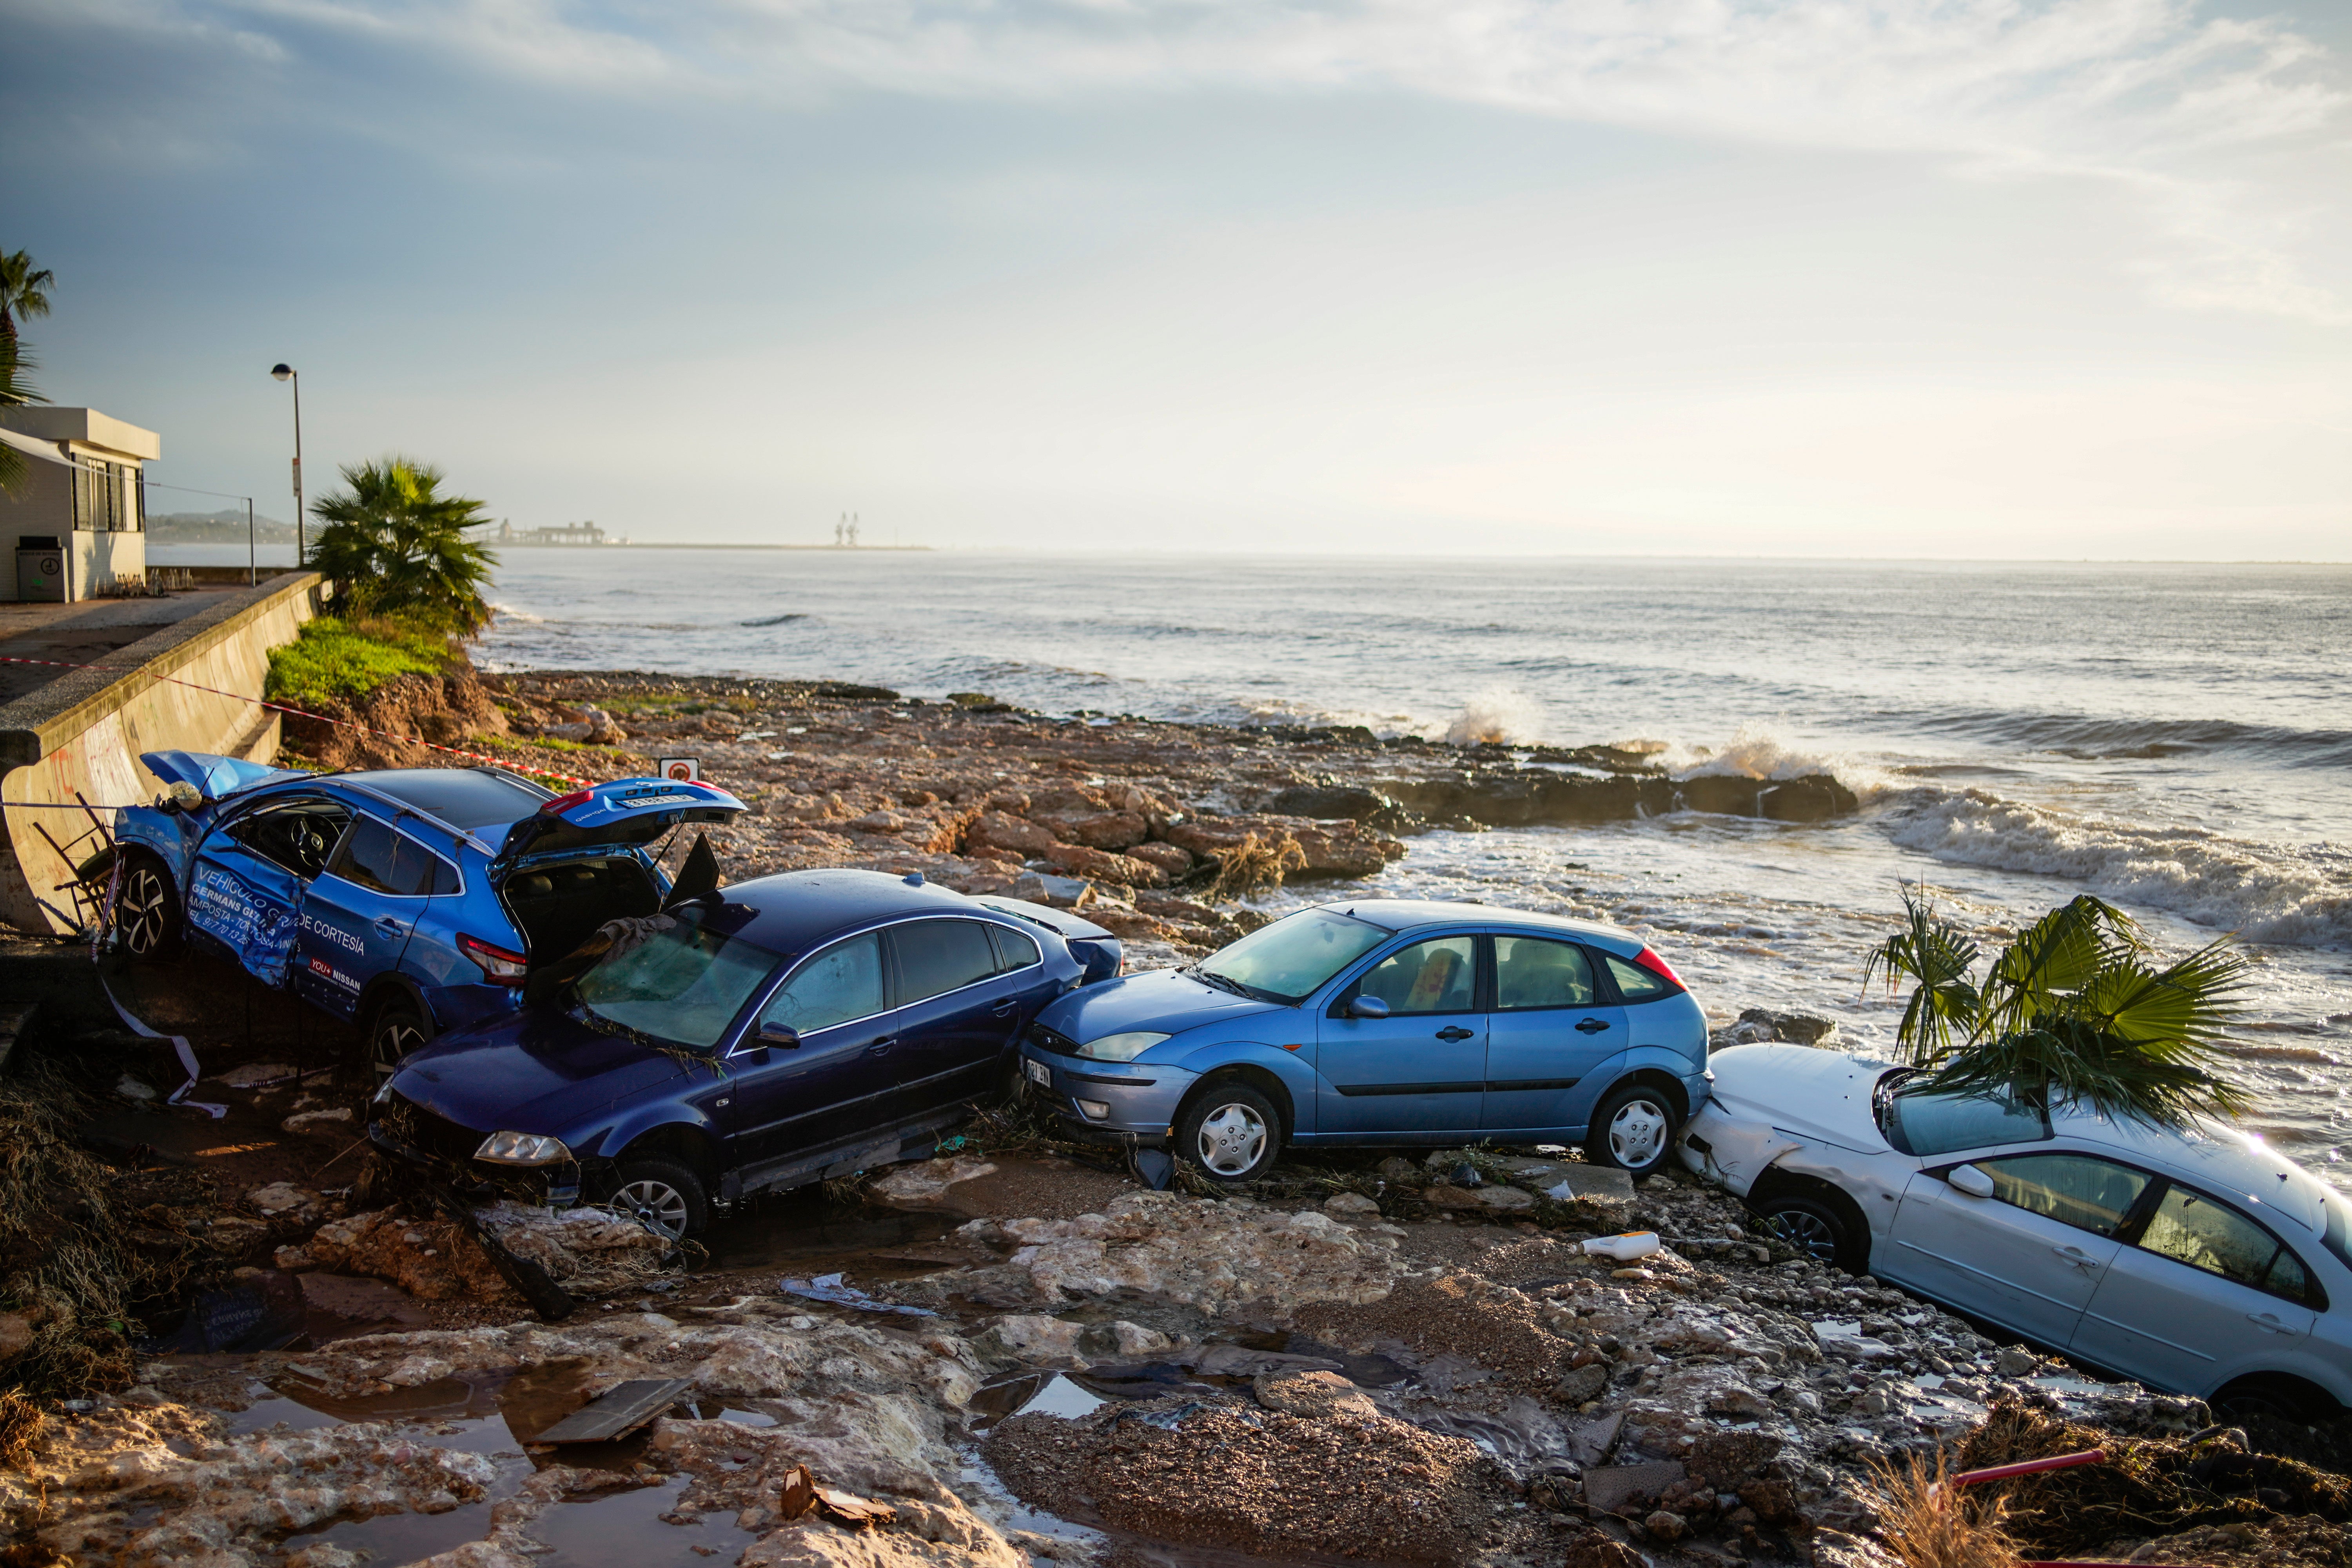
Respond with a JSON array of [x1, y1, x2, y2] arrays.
[[368, 1091, 584, 1208], [1018, 1045, 1195, 1146]]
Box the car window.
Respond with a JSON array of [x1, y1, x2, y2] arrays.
[[1601, 953, 1673, 1003], [575, 909, 782, 1049], [1198, 906, 1390, 1003], [761, 933, 886, 1036], [892, 919, 1002, 1004], [327, 815, 450, 897], [1495, 937, 1596, 1011], [1882, 1087, 2050, 1156], [1977, 1154, 2150, 1236], [1356, 936, 1477, 1016], [226, 800, 352, 879], [2137, 1183, 2300, 1296], [988, 924, 1042, 974]]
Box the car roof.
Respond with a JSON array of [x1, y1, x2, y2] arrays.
[[723, 868, 1011, 955], [1319, 898, 1641, 951], [343, 768, 554, 828]]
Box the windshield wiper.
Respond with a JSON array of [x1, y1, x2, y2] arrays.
[[1185, 966, 1253, 998]]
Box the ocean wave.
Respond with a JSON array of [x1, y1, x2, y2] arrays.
[[740, 613, 808, 627], [1665, 722, 1897, 795], [488, 603, 544, 625], [1882, 787, 2352, 948], [1442, 687, 1543, 746], [1907, 709, 2352, 769]]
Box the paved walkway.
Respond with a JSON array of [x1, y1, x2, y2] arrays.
[[0, 589, 248, 706]]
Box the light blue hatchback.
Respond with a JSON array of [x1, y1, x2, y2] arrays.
[[1018, 899, 1710, 1182]]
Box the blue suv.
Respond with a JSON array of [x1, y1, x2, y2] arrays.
[[1018, 900, 1710, 1182], [110, 751, 745, 1077]]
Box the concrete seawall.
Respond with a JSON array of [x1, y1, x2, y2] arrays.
[[0, 571, 329, 935]]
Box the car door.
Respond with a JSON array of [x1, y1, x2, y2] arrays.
[[294, 811, 456, 1018], [184, 794, 351, 987], [1314, 934, 1486, 1136], [2071, 1180, 2322, 1394], [887, 917, 1028, 1114], [1884, 1151, 2154, 1347], [722, 931, 899, 1174], [1481, 935, 1626, 1134]]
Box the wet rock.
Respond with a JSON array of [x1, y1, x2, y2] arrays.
[[1729, 1007, 1841, 1047], [474, 1202, 673, 1294], [1041, 841, 1168, 888], [1009, 871, 1093, 909], [1323, 1191, 1381, 1218], [1554, 1364, 1610, 1404], [1996, 1347, 2043, 1378], [1583, 1459, 1687, 1515], [1644, 1508, 1688, 1542], [977, 1314, 1085, 1366], [1259, 784, 1399, 823], [867, 1156, 1000, 1209], [278, 1209, 518, 1303], [246, 1182, 332, 1224], [280, 1106, 354, 1135]]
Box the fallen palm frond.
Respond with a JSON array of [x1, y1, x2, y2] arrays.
[[1859, 1449, 2023, 1568], [1197, 833, 1307, 903]]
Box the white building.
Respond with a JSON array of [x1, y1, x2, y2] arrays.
[[0, 408, 160, 601]]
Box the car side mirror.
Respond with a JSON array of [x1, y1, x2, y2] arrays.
[[1346, 995, 1390, 1020], [755, 1022, 801, 1050], [1947, 1163, 1995, 1198]]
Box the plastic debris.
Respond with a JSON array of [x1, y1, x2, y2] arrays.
[[1448, 1162, 1485, 1188], [777, 1270, 938, 1317], [1580, 1231, 1662, 1261]]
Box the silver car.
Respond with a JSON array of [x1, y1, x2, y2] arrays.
[[1681, 1043, 2352, 1422]]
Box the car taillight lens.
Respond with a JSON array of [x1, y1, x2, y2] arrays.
[[542, 788, 594, 815], [1633, 947, 1687, 992], [460, 934, 529, 984]]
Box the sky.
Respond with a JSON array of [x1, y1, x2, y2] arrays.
[[4, 0, 2348, 558]]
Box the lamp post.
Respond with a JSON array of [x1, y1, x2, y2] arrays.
[[270, 363, 304, 563]]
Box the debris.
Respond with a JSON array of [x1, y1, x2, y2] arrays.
[[1543, 1166, 1637, 1202], [212, 1062, 297, 1089], [114, 1074, 156, 1102], [1580, 1231, 1661, 1261], [866, 1154, 999, 1208], [532, 1377, 695, 1443], [279, 1107, 354, 1134], [778, 1270, 939, 1316]]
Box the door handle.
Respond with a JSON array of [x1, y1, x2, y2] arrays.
[[1434, 1026, 1475, 1042], [2051, 1245, 2099, 1270], [374, 917, 408, 937], [2247, 1313, 2298, 1334], [866, 1037, 896, 1054], [993, 1000, 1018, 1017], [1575, 1018, 1610, 1034]]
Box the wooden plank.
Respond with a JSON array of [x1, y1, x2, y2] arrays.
[[532, 1378, 693, 1444]]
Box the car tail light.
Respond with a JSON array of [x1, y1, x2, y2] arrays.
[[460, 934, 530, 984], [541, 788, 595, 815], [1633, 947, 1687, 992]]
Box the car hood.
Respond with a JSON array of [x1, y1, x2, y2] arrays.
[[1039, 964, 1283, 1047], [140, 749, 307, 804], [1704, 1043, 1894, 1154], [387, 1007, 697, 1137]]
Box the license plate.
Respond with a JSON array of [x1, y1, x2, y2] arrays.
[[1024, 1058, 1051, 1087]]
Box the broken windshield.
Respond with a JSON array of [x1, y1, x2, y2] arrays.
[[574, 908, 782, 1049]]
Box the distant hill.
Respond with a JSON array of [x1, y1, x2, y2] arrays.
[[149, 508, 301, 544]]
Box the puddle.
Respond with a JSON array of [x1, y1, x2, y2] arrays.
[[290, 1494, 505, 1566], [534, 1477, 762, 1568], [968, 1370, 1108, 1432], [697, 1191, 958, 1275]]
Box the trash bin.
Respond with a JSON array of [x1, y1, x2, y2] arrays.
[[16, 536, 65, 602]]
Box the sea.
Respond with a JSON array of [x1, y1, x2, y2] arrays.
[[156, 546, 2352, 1177]]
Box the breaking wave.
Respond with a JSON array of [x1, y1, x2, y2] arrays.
[[1665, 722, 1894, 795], [1443, 687, 1543, 746], [1882, 788, 2352, 949]]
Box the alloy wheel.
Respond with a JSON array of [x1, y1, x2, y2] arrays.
[[1606, 1098, 1668, 1167], [119, 866, 171, 956], [1761, 1209, 1840, 1265], [371, 1014, 426, 1084], [1194, 1102, 1267, 1177], [617, 1178, 691, 1239]]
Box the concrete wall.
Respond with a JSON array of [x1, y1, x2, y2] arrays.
[[0, 571, 328, 934]]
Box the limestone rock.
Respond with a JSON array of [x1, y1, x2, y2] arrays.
[[867, 1156, 999, 1209]]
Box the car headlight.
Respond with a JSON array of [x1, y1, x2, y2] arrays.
[[1077, 1031, 1169, 1063], [475, 1131, 572, 1166]]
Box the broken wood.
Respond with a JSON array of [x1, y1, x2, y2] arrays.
[[531, 1377, 693, 1443]]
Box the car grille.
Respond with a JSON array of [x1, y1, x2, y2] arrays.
[[1027, 1022, 1079, 1056], [376, 1091, 488, 1164]]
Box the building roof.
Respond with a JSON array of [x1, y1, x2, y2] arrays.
[[0, 408, 161, 462]]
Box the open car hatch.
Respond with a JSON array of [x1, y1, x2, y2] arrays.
[[494, 777, 746, 863]]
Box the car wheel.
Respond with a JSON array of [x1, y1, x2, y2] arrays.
[[365, 994, 432, 1086], [612, 1157, 708, 1240], [115, 851, 182, 960], [1584, 1084, 1679, 1178], [1176, 1081, 1282, 1184], [1754, 1195, 1861, 1272], [2212, 1375, 2339, 1426]]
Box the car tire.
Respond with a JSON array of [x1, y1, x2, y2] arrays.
[[2212, 1375, 2339, 1426], [1175, 1080, 1282, 1184], [1753, 1195, 1863, 1273], [365, 993, 433, 1086], [612, 1157, 709, 1240], [114, 850, 183, 960], [1584, 1083, 1680, 1178]]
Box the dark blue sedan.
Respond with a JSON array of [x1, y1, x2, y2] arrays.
[[368, 869, 1122, 1236], [111, 750, 745, 1076], [1018, 900, 1710, 1183]]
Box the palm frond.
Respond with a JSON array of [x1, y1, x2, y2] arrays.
[[1860, 884, 1982, 1063], [2071, 939, 2250, 1048], [1918, 1014, 2252, 1129], [1977, 895, 2142, 1038]]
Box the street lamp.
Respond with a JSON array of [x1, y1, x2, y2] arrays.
[[270, 363, 304, 563]]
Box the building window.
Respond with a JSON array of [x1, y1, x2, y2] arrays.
[[71, 461, 139, 531]]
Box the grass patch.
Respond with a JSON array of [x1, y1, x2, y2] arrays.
[[266, 614, 457, 711]]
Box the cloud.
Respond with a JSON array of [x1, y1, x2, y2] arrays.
[[27, 0, 2352, 320]]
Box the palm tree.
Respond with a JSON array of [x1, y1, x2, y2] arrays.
[[0, 333, 37, 497], [0, 250, 55, 347], [1862, 886, 2252, 1128], [309, 456, 499, 634]]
